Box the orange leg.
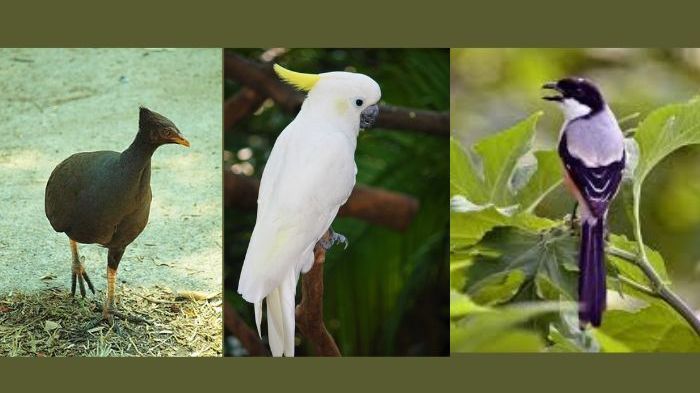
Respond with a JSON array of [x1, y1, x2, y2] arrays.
[[103, 248, 124, 324]]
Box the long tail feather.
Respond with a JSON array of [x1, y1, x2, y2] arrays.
[[263, 271, 298, 357], [579, 217, 606, 327]]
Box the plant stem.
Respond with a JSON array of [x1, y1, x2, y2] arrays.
[[614, 272, 656, 297], [624, 185, 700, 335]]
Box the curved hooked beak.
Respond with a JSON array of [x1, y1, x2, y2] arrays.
[[360, 104, 379, 129], [171, 131, 190, 147], [542, 82, 563, 102]]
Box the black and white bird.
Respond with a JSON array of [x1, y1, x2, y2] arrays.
[[543, 77, 625, 327]]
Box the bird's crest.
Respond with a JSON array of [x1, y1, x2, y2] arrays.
[[273, 64, 320, 91]]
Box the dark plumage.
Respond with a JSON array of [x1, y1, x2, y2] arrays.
[[45, 107, 189, 325]]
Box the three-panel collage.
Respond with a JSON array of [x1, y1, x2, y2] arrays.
[[1, 48, 699, 356]]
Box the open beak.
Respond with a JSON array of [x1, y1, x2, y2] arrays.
[[542, 82, 563, 102], [360, 104, 379, 129], [171, 132, 190, 147]]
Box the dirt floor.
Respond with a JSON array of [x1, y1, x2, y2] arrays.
[[0, 48, 222, 356]]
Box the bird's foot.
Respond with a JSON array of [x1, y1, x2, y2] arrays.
[[71, 256, 95, 298], [320, 228, 348, 251], [88, 301, 152, 334]]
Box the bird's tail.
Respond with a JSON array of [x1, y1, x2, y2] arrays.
[[254, 271, 297, 357], [579, 217, 606, 327]]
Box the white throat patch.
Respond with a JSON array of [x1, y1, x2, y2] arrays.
[[560, 98, 592, 121]]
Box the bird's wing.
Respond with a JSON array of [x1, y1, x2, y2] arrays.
[[559, 131, 625, 218], [238, 121, 356, 302]]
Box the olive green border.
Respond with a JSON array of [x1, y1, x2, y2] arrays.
[[1, 0, 700, 47], [0, 356, 695, 389], [3, 1, 700, 391]]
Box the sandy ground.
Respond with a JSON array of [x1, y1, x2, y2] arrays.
[[0, 49, 222, 355]]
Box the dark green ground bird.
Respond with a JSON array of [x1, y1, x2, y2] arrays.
[[45, 107, 189, 327]]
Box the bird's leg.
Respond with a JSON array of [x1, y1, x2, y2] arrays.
[[569, 201, 579, 231], [95, 247, 151, 331], [70, 239, 95, 297], [319, 227, 348, 251], [103, 247, 124, 329]]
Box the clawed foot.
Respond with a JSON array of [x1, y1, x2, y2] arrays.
[[88, 301, 152, 334], [320, 228, 348, 251], [71, 256, 95, 297]]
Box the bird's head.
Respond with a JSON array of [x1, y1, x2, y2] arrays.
[[138, 107, 190, 147], [274, 64, 381, 131], [542, 77, 605, 120]]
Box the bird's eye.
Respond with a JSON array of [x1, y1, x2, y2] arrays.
[[355, 99, 364, 107]]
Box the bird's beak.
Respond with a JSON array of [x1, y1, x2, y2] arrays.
[[542, 82, 563, 102], [360, 104, 379, 129], [171, 132, 190, 147]]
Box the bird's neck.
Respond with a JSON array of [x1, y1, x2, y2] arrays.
[[121, 131, 158, 172]]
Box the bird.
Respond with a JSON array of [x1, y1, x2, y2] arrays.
[[237, 64, 381, 356], [45, 107, 189, 326], [543, 77, 625, 327]]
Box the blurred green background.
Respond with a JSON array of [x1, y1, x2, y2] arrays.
[[224, 49, 449, 356], [451, 48, 700, 309]]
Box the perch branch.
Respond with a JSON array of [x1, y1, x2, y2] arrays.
[[223, 52, 449, 136], [607, 244, 700, 335], [224, 302, 269, 356], [295, 230, 341, 356], [224, 170, 419, 231]]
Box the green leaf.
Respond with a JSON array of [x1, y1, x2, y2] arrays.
[[633, 98, 700, 191], [598, 301, 700, 352], [466, 227, 579, 305], [450, 302, 564, 352], [514, 150, 563, 212], [470, 269, 526, 306], [607, 234, 670, 289], [450, 137, 486, 203], [450, 290, 488, 319], [474, 112, 541, 205], [592, 330, 632, 353], [450, 204, 510, 249], [450, 196, 559, 250]]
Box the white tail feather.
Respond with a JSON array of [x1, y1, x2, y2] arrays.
[[263, 271, 298, 357], [254, 301, 263, 337]]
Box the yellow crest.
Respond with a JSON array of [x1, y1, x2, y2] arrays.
[[273, 64, 320, 91]]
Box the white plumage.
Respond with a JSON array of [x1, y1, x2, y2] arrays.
[[238, 66, 381, 356]]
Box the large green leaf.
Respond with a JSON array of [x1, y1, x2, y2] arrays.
[[633, 98, 700, 191], [474, 112, 542, 205], [598, 301, 700, 352], [450, 137, 486, 202], [451, 302, 565, 352], [466, 227, 579, 305]]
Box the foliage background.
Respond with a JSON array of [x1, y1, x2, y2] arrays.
[[451, 48, 700, 352], [224, 49, 449, 356]]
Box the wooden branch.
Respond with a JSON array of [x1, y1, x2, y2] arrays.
[[223, 302, 269, 356], [223, 52, 449, 136], [224, 170, 419, 231], [224, 87, 266, 131], [295, 231, 341, 356]]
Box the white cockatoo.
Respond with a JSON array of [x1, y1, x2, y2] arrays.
[[238, 64, 381, 356]]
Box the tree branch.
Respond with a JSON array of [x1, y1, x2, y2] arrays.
[[223, 87, 266, 131], [223, 302, 269, 356], [224, 170, 419, 231], [295, 230, 341, 356], [607, 243, 700, 335], [223, 52, 449, 136]]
